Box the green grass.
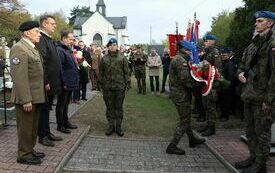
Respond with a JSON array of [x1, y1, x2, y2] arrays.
[[72, 72, 245, 138], [73, 75, 178, 138]]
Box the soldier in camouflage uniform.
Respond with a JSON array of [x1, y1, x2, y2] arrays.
[[197, 34, 222, 136], [234, 11, 275, 173], [130, 46, 147, 94], [166, 40, 205, 155], [98, 38, 130, 137]]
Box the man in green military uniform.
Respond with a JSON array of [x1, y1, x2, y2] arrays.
[[197, 34, 222, 136], [10, 21, 46, 165], [166, 40, 205, 155], [234, 11, 275, 173], [130, 46, 147, 94], [98, 38, 130, 137]]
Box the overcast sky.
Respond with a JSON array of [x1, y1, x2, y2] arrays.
[[20, 0, 244, 44]]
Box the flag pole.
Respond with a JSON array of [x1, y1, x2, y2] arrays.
[[176, 22, 179, 51]]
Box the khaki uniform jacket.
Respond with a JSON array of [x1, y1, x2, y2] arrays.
[[10, 39, 45, 104], [91, 52, 101, 71]]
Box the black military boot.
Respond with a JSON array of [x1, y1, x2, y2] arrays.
[[166, 143, 185, 155], [116, 119, 124, 136], [116, 126, 124, 136], [188, 133, 206, 148], [105, 125, 115, 136], [201, 125, 215, 136], [235, 156, 255, 169], [241, 162, 266, 173], [196, 125, 208, 133]]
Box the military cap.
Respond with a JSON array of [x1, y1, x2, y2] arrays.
[[107, 38, 117, 47], [254, 11, 275, 20], [18, 21, 39, 32], [203, 34, 218, 41], [178, 40, 194, 51]]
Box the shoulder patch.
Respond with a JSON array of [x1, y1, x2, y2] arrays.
[[12, 57, 20, 65]]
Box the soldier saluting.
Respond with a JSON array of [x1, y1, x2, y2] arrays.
[[10, 21, 46, 165]]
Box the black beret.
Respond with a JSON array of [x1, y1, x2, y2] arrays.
[[18, 21, 40, 32], [106, 38, 117, 47]]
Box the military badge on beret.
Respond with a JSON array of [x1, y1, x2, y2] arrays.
[[12, 57, 20, 65]]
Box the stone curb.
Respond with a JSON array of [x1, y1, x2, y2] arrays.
[[68, 91, 100, 119], [194, 131, 240, 173], [54, 125, 90, 173], [63, 167, 218, 173]]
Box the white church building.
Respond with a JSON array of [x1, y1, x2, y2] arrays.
[[73, 0, 128, 46]]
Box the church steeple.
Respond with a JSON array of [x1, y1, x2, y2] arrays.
[[96, 0, 106, 17]]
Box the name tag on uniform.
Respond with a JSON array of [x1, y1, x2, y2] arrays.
[[182, 62, 187, 66], [12, 57, 20, 65]]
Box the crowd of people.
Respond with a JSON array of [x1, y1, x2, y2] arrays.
[[8, 10, 275, 173]]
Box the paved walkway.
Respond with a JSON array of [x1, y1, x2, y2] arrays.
[[64, 135, 230, 173], [206, 130, 275, 173], [1, 89, 275, 173], [0, 91, 96, 173]]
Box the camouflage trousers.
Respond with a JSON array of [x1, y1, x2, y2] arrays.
[[202, 89, 218, 125], [244, 102, 274, 165], [171, 101, 193, 145], [134, 69, 146, 94], [103, 90, 125, 126]]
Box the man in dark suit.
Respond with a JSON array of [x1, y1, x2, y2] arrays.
[[10, 21, 46, 165], [36, 15, 63, 147]]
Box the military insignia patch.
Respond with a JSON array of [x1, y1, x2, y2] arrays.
[[12, 57, 20, 65]]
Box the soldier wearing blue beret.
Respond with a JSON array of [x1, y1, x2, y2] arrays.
[[166, 40, 205, 155], [197, 34, 222, 136], [254, 11, 275, 20], [235, 11, 274, 173]]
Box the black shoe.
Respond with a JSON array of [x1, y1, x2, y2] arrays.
[[241, 163, 266, 173], [197, 125, 208, 133], [57, 126, 71, 134], [81, 98, 88, 101], [47, 133, 63, 141], [166, 143, 185, 155], [196, 117, 206, 122], [17, 157, 42, 165], [201, 125, 215, 136], [189, 137, 206, 148], [39, 136, 55, 147], [116, 126, 124, 137], [65, 122, 78, 129], [32, 151, 45, 158], [235, 156, 255, 169], [105, 125, 115, 136]]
